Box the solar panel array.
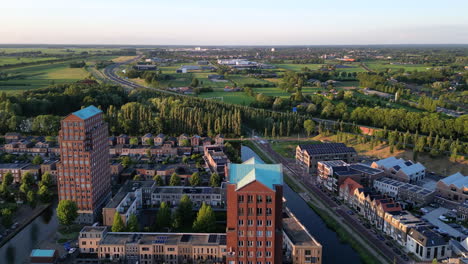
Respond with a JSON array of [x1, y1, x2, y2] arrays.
[[208, 235, 218, 243], [299, 143, 356, 155], [219, 235, 226, 245], [154, 236, 168, 244], [180, 234, 191, 242]]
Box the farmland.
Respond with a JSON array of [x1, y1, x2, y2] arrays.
[[363, 61, 432, 72]]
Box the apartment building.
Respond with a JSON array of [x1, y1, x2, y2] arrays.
[[317, 160, 383, 193], [57, 105, 111, 224], [204, 145, 230, 178], [226, 157, 283, 264], [151, 186, 224, 208], [0, 163, 40, 183], [371, 157, 425, 183], [296, 143, 357, 174], [436, 172, 468, 203], [282, 209, 322, 264]]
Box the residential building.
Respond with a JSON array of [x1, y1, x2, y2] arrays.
[[141, 133, 153, 145], [0, 163, 40, 183], [296, 143, 357, 174], [117, 134, 130, 145], [382, 211, 426, 246], [204, 145, 230, 178], [154, 133, 165, 146], [77, 226, 227, 264], [57, 106, 111, 224], [436, 172, 468, 203], [317, 160, 383, 192], [151, 186, 224, 208], [374, 177, 435, 206], [406, 227, 451, 261], [339, 177, 363, 205], [226, 157, 283, 264], [371, 157, 426, 183], [5, 132, 21, 142], [282, 208, 322, 264], [214, 134, 224, 146]]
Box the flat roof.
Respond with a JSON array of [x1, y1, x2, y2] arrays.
[[299, 143, 356, 155], [100, 232, 226, 246], [282, 209, 321, 248], [30, 249, 55, 257], [72, 105, 102, 120]]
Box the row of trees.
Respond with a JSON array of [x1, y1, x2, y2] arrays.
[[111, 195, 217, 233]]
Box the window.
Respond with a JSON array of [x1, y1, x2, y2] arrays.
[[266, 251, 271, 257], [238, 220, 244, 226], [248, 195, 253, 203], [248, 219, 254, 226], [238, 195, 244, 203], [257, 220, 263, 226], [238, 241, 244, 247], [257, 195, 263, 203], [256, 231, 263, 237], [256, 241, 263, 247], [266, 220, 272, 226], [266, 231, 272, 237], [266, 196, 272, 203], [248, 241, 253, 247], [256, 251, 262, 257], [257, 208, 263, 215], [266, 241, 272, 247], [305, 250, 311, 255], [266, 208, 272, 216]]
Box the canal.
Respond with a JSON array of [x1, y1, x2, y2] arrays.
[[242, 146, 363, 264], [0, 203, 58, 264]]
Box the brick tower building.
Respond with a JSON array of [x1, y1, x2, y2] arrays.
[[226, 157, 283, 264], [57, 106, 111, 224]]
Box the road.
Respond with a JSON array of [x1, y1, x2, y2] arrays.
[[250, 138, 411, 264]]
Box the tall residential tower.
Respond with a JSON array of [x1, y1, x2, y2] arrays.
[[226, 157, 283, 264], [57, 106, 111, 223]]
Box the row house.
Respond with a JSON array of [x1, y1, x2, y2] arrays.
[[78, 226, 227, 264], [406, 227, 451, 261], [374, 177, 435, 206], [151, 186, 225, 208], [204, 145, 230, 178], [0, 163, 41, 183], [4, 132, 21, 142]]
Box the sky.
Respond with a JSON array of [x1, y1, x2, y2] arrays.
[[1, 0, 468, 45]]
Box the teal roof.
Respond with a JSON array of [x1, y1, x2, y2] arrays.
[[229, 157, 283, 191], [73, 105, 102, 120], [31, 249, 55, 257]]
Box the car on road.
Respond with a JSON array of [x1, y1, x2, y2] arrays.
[[68, 248, 77, 254], [347, 210, 354, 215], [377, 235, 385, 241]]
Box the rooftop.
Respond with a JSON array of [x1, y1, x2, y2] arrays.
[[282, 209, 321, 248], [408, 226, 447, 247], [81, 226, 108, 233], [439, 172, 468, 189], [72, 105, 102, 120], [153, 186, 222, 195], [299, 143, 356, 155], [99, 232, 226, 246], [30, 249, 56, 257], [375, 156, 425, 176], [229, 157, 283, 191]]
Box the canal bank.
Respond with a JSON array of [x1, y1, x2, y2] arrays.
[[241, 146, 364, 264], [0, 202, 58, 264]]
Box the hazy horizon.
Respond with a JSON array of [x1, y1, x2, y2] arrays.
[[2, 0, 468, 45]]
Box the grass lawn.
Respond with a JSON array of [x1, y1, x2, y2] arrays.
[[363, 61, 432, 72], [0, 61, 90, 93], [270, 140, 320, 158], [199, 91, 254, 105], [274, 63, 323, 71], [112, 56, 137, 63]]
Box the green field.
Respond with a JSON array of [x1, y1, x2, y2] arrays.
[[198, 91, 254, 105], [270, 140, 320, 158], [363, 61, 432, 72], [0, 48, 121, 55], [0, 61, 89, 93], [0, 57, 59, 67], [274, 63, 323, 71]]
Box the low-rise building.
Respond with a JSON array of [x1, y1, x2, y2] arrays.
[[151, 186, 224, 208], [436, 172, 468, 203], [78, 226, 227, 264], [406, 226, 451, 261], [374, 177, 435, 206], [382, 211, 426, 246], [0, 163, 40, 183], [371, 157, 426, 184], [296, 143, 358, 174], [204, 145, 230, 178]]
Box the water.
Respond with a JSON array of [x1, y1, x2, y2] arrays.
[[0, 203, 58, 264], [241, 146, 363, 264]]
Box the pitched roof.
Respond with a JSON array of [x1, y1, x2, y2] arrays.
[[229, 157, 283, 191], [440, 172, 468, 189], [375, 156, 425, 175], [340, 177, 363, 196], [72, 105, 102, 120], [408, 227, 447, 247]]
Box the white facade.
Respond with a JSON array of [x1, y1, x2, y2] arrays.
[[406, 229, 451, 261], [373, 177, 406, 197]]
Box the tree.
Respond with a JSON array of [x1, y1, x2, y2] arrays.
[[129, 137, 139, 145], [40, 172, 52, 187], [190, 172, 201, 186], [57, 200, 78, 227], [133, 174, 142, 181], [192, 203, 216, 233], [180, 139, 190, 147], [20, 182, 30, 195], [32, 155, 43, 165], [210, 173, 220, 187], [38, 185, 52, 203], [2, 172, 13, 186], [182, 156, 189, 164], [1, 208, 12, 227], [153, 174, 164, 186], [169, 173, 181, 186], [190, 78, 199, 87], [27, 190, 36, 207], [127, 214, 139, 232], [112, 211, 126, 232], [155, 202, 172, 231], [174, 195, 193, 229], [21, 172, 34, 186], [304, 119, 315, 137], [121, 156, 132, 168]]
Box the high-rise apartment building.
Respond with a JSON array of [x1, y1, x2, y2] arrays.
[[226, 157, 283, 264], [57, 106, 111, 223]]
